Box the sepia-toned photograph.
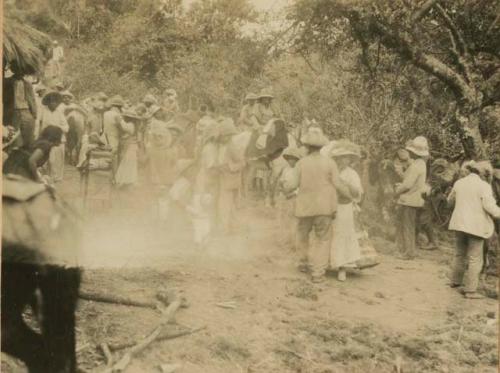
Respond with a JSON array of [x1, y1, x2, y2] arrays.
[[2, 0, 499, 372]]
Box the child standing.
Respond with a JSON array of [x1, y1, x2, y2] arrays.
[[273, 147, 302, 250], [328, 140, 363, 282]]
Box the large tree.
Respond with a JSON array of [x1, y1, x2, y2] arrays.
[[292, 0, 500, 158]]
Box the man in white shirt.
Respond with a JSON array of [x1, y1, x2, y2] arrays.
[[447, 161, 500, 298]]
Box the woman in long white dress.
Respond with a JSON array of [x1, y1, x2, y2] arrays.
[[115, 108, 142, 188], [328, 140, 363, 282]]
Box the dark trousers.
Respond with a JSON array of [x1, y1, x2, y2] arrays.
[[12, 109, 35, 148], [396, 205, 418, 258]]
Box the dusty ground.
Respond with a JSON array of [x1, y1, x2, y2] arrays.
[[2, 167, 499, 372]]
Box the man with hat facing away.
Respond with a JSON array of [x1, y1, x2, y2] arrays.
[[294, 127, 351, 283], [87, 92, 108, 136], [394, 136, 430, 259], [447, 161, 500, 298], [103, 95, 126, 181]]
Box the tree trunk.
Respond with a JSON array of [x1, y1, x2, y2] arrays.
[[455, 108, 488, 159]]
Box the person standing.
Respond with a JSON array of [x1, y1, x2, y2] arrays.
[[103, 95, 125, 181], [272, 147, 302, 250], [39, 91, 69, 182], [294, 127, 349, 283], [114, 108, 142, 188], [328, 140, 363, 282], [238, 93, 258, 129], [253, 89, 278, 128], [447, 161, 500, 299], [87, 92, 108, 135], [5, 71, 38, 148], [142, 93, 158, 116], [33, 84, 47, 138], [163, 89, 180, 121], [215, 118, 245, 233], [394, 136, 429, 259]]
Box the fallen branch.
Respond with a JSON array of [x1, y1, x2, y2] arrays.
[[108, 325, 206, 352], [101, 299, 182, 373], [79, 291, 158, 310], [99, 343, 113, 366]]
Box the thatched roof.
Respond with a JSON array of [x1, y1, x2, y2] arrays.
[[3, 17, 51, 75]]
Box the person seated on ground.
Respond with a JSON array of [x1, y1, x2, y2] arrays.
[[447, 161, 500, 299], [3, 125, 63, 183]]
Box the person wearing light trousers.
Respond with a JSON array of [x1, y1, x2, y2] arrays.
[[294, 127, 350, 283], [447, 161, 500, 299]]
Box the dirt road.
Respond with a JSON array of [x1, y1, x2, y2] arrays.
[[2, 170, 498, 372]]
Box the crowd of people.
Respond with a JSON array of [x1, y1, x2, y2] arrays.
[[3, 55, 500, 298]]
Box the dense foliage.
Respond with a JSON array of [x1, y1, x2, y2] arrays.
[[9, 0, 500, 160]]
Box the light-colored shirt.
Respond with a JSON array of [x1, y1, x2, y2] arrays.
[[53, 46, 64, 61], [447, 173, 500, 239], [40, 105, 69, 142], [340, 167, 363, 204], [279, 165, 300, 195], [294, 153, 339, 217], [103, 109, 123, 149], [396, 158, 427, 207]]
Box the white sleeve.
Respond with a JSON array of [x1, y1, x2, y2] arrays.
[[481, 183, 500, 219]]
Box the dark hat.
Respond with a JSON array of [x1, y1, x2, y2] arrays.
[[42, 91, 63, 106]]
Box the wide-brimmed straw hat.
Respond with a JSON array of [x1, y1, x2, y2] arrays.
[[61, 90, 74, 99], [34, 84, 47, 93], [282, 147, 303, 160], [95, 92, 108, 101], [405, 136, 429, 157], [218, 118, 238, 137], [121, 108, 144, 120], [258, 88, 274, 99], [301, 127, 328, 147], [329, 139, 361, 158], [143, 94, 158, 105], [42, 91, 63, 106], [166, 122, 184, 133], [165, 89, 177, 97], [245, 93, 258, 101], [107, 95, 125, 108]]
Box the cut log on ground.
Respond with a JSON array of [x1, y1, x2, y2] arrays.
[[101, 298, 183, 373], [79, 290, 159, 309], [108, 326, 206, 352]]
